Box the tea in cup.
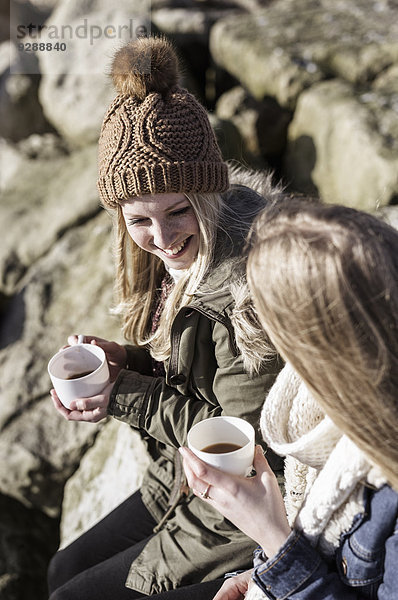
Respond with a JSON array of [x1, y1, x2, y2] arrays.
[[187, 416, 255, 476], [48, 343, 110, 409]]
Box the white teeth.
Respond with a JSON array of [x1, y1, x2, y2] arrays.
[[163, 239, 187, 255]]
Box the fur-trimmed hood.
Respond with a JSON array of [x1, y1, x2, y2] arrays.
[[225, 165, 285, 375]]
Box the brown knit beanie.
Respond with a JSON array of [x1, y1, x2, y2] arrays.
[[97, 36, 229, 207]]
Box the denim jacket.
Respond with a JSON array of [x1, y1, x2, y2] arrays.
[[252, 485, 398, 599]]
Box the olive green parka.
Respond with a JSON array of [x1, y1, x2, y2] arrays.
[[108, 182, 284, 595]]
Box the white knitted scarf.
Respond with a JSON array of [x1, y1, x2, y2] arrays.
[[245, 362, 386, 600]]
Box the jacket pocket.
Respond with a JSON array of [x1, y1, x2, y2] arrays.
[[336, 534, 384, 587]]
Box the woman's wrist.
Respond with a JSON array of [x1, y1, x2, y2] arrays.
[[259, 526, 292, 559]]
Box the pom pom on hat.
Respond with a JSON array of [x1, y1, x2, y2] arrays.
[[111, 36, 179, 101]]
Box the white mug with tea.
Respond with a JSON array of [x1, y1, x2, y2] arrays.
[[187, 416, 255, 476], [48, 343, 110, 409]]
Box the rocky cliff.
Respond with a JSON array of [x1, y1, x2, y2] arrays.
[[1, 0, 398, 597]]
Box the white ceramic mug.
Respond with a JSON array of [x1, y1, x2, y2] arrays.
[[187, 416, 255, 476], [48, 343, 110, 409]]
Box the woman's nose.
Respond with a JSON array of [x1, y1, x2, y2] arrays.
[[152, 222, 175, 249]]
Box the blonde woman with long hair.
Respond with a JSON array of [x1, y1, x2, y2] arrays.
[[181, 199, 398, 600], [47, 37, 285, 599]]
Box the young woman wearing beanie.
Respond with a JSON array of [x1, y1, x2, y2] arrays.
[[48, 36, 285, 599], [181, 200, 398, 600]]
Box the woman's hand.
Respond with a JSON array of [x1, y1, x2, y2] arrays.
[[179, 445, 291, 558], [49, 334, 126, 423], [50, 381, 113, 423], [67, 335, 127, 382], [213, 570, 254, 600]]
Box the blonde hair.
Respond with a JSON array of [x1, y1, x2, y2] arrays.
[[112, 192, 223, 361], [247, 199, 398, 490]]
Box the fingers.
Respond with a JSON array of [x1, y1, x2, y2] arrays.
[[212, 578, 244, 600], [67, 334, 109, 346], [212, 570, 253, 600], [66, 405, 108, 423], [179, 447, 240, 501], [50, 389, 71, 419], [69, 394, 108, 412], [50, 384, 111, 424]]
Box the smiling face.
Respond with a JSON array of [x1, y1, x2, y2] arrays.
[[121, 193, 200, 270]]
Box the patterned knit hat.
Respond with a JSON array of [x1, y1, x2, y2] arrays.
[[97, 36, 229, 207]]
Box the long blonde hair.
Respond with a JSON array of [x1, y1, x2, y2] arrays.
[[112, 192, 223, 361], [247, 199, 398, 490]]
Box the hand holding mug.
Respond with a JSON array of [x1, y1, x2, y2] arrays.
[[48, 335, 116, 423], [50, 382, 113, 423], [179, 444, 291, 558]]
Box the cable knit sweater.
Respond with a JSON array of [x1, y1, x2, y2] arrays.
[[246, 362, 386, 600]]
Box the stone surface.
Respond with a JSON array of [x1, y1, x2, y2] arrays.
[[0, 144, 99, 295], [0, 493, 59, 600], [37, 0, 151, 146], [60, 419, 150, 547], [208, 112, 248, 164], [0, 210, 122, 516], [216, 85, 291, 165], [0, 139, 25, 192], [0, 134, 68, 192], [377, 205, 398, 230], [151, 7, 236, 45], [0, 41, 52, 142], [210, 0, 398, 109], [284, 80, 398, 210]]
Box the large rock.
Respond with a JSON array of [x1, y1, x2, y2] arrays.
[[37, 0, 151, 146], [0, 134, 68, 192], [284, 80, 398, 210], [216, 85, 291, 166], [210, 0, 398, 109], [0, 144, 99, 295], [151, 6, 236, 46], [60, 419, 150, 547], [0, 41, 52, 141], [0, 493, 59, 600], [0, 209, 122, 516], [0, 139, 25, 192]]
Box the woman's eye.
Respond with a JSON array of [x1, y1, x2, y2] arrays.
[[171, 207, 190, 216], [128, 218, 147, 225]]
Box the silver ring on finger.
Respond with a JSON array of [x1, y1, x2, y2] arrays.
[[200, 484, 211, 500]]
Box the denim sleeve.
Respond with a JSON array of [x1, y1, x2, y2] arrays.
[[252, 530, 360, 600], [376, 516, 398, 600]]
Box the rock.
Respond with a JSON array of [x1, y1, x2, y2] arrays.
[[208, 112, 248, 164], [216, 86, 291, 165], [24, 0, 60, 11], [9, 0, 54, 48], [0, 139, 25, 192], [151, 7, 236, 45], [37, 0, 151, 146], [0, 41, 52, 141], [0, 134, 68, 193], [17, 132, 68, 159], [0, 1, 9, 43], [284, 79, 398, 210], [0, 144, 99, 295], [0, 493, 59, 600], [210, 0, 398, 109], [60, 420, 150, 547], [377, 205, 398, 230], [0, 210, 122, 516]]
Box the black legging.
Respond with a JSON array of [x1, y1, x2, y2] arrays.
[[48, 491, 224, 599]]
